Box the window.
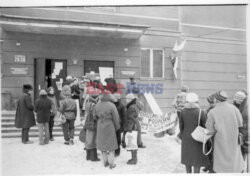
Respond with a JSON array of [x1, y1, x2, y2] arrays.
[[140, 48, 164, 78]]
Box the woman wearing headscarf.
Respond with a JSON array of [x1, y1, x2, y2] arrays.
[[179, 92, 210, 173], [15, 84, 36, 144], [94, 90, 120, 169]]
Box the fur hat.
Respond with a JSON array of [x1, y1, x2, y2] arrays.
[[66, 75, 72, 80], [234, 91, 246, 104], [181, 85, 189, 93], [186, 92, 199, 103], [215, 91, 228, 102], [207, 93, 216, 104], [39, 89, 47, 95], [23, 84, 33, 90]]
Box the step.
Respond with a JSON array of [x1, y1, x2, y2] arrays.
[[1, 131, 82, 138]]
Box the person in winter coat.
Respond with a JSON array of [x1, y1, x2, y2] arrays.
[[15, 84, 36, 144], [206, 90, 244, 173], [47, 87, 58, 141], [34, 90, 52, 145], [179, 92, 210, 173], [59, 89, 77, 145], [94, 91, 120, 169], [233, 91, 248, 161], [203, 93, 216, 173], [84, 89, 100, 162], [104, 74, 117, 94], [125, 93, 145, 165], [113, 93, 127, 156]]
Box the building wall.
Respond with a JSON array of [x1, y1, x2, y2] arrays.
[[180, 6, 247, 108]]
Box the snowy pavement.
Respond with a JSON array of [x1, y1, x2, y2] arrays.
[[1, 133, 186, 175]]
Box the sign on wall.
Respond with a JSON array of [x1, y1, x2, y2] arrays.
[[10, 67, 28, 74], [14, 55, 26, 63]]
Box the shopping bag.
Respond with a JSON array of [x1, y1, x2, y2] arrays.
[[54, 111, 66, 126], [74, 99, 81, 127], [125, 131, 138, 150], [79, 127, 86, 143]]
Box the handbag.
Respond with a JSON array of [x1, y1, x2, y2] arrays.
[[191, 109, 213, 155], [79, 126, 86, 143], [54, 111, 66, 126]]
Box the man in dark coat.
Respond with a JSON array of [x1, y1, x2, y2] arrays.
[[15, 84, 36, 144], [104, 74, 117, 94]]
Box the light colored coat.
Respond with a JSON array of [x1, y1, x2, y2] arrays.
[[206, 101, 244, 173]]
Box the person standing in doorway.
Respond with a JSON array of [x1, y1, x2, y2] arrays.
[[15, 84, 36, 144], [34, 90, 52, 145], [47, 87, 58, 141], [206, 90, 244, 173], [59, 89, 77, 145]]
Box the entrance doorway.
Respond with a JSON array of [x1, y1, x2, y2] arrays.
[[34, 58, 67, 103]]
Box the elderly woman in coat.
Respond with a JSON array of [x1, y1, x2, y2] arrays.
[[179, 92, 210, 173], [94, 90, 120, 169], [15, 84, 36, 144], [206, 90, 244, 173]]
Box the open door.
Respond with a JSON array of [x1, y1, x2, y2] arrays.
[[34, 58, 46, 100]]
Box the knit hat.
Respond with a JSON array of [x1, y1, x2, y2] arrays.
[[215, 91, 228, 102], [23, 84, 33, 90], [181, 85, 189, 93], [39, 89, 47, 95], [126, 93, 137, 104], [207, 93, 216, 104], [234, 91, 246, 104], [186, 92, 199, 103]]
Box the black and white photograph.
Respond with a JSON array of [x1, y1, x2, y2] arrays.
[[0, 0, 249, 175]]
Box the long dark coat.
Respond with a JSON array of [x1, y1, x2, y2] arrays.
[[114, 100, 127, 132], [34, 96, 52, 123], [94, 94, 120, 152], [179, 103, 210, 167], [15, 92, 36, 128]]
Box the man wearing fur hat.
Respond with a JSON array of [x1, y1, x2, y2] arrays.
[[206, 90, 244, 173], [15, 84, 36, 144]]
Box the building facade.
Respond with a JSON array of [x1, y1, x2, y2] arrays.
[[0, 6, 247, 113]]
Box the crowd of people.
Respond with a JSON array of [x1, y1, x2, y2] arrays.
[[172, 86, 248, 173], [14, 74, 146, 169], [14, 73, 248, 172]]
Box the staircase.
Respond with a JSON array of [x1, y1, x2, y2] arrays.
[[1, 111, 83, 138]]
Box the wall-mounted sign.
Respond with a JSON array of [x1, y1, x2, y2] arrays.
[[121, 71, 135, 76], [10, 67, 28, 75], [237, 74, 246, 80], [14, 55, 26, 63], [125, 59, 132, 66]]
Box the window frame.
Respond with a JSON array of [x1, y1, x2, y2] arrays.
[[140, 48, 165, 78]]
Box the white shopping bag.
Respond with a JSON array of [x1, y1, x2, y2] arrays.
[[125, 131, 138, 150]]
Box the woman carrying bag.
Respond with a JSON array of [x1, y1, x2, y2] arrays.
[[179, 92, 210, 173]]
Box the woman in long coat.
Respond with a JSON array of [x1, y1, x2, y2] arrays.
[[206, 91, 244, 173], [15, 84, 36, 144], [179, 93, 210, 173], [94, 91, 120, 169]]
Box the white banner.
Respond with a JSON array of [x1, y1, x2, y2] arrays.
[[138, 111, 178, 134]]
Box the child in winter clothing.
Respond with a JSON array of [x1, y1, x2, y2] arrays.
[[34, 89, 52, 145], [59, 89, 77, 145], [84, 88, 100, 162], [47, 87, 58, 141]]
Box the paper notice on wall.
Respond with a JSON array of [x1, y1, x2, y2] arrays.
[[54, 62, 63, 76], [99, 67, 113, 86], [56, 79, 63, 91], [51, 73, 56, 79]]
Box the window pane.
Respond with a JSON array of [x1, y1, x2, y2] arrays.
[[141, 49, 150, 77], [153, 50, 163, 77]]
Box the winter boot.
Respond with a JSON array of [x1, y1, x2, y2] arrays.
[[93, 148, 100, 161], [115, 148, 120, 157], [126, 151, 133, 164], [86, 149, 90, 160], [127, 150, 137, 165]]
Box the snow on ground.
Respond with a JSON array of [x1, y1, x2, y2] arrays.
[[1, 133, 186, 175]]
